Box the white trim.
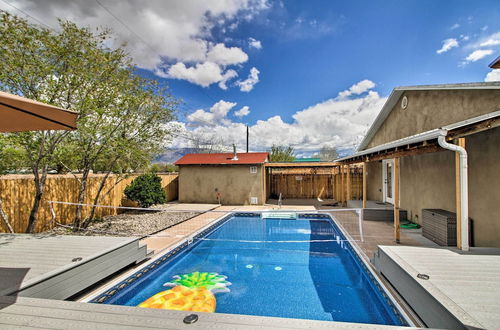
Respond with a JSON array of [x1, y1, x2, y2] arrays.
[[336, 109, 500, 163], [357, 83, 500, 151]]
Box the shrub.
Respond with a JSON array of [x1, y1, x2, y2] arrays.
[[124, 173, 166, 208]]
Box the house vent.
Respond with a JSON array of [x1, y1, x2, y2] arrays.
[[401, 95, 408, 110], [250, 166, 257, 174], [250, 197, 258, 205]]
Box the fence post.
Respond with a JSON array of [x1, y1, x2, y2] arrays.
[[359, 209, 364, 242]]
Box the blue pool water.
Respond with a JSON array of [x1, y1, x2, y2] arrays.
[[98, 215, 405, 325]]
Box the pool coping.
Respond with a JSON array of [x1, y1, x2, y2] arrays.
[[82, 212, 233, 303], [84, 211, 415, 327]]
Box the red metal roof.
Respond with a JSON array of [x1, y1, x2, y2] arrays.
[[175, 152, 268, 165]]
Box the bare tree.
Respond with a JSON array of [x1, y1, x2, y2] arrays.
[[314, 145, 339, 161]]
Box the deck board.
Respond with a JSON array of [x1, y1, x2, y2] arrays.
[[0, 233, 147, 298], [374, 245, 500, 329], [0, 296, 415, 329]]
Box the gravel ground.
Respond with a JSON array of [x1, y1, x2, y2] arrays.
[[49, 205, 200, 237]]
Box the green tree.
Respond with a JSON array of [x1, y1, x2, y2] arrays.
[[268, 145, 296, 162], [0, 12, 177, 231], [124, 173, 166, 208], [0, 135, 26, 174]]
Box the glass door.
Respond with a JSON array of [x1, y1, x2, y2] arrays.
[[382, 159, 394, 204]]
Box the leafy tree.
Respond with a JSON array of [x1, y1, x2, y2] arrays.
[[268, 145, 296, 162], [124, 173, 166, 208], [313, 145, 339, 161], [0, 135, 26, 174], [0, 12, 177, 231], [149, 163, 178, 173]]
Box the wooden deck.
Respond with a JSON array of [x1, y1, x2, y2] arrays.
[[0, 234, 148, 299], [0, 296, 415, 329], [374, 245, 500, 329]]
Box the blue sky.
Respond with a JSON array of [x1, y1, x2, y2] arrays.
[[2, 0, 500, 156]]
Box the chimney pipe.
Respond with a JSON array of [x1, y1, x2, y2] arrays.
[[246, 125, 249, 153], [232, 144, 238, 160]]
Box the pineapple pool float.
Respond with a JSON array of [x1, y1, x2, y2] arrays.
[[138, 272, 231, 313]]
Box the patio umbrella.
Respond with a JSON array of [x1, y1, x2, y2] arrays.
[[0, 91, 78, 132]]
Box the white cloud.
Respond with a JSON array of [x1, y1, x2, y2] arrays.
[[174, 80, 386, 153], [234, 106, 250, 117], [479, 32, 500, 47], [206, 43, 248, 65], [485, 69, 500, 82], [450, 23, 460, 30], [248, 37, 262, 49], [165, 62, 231, 87], [236, 67, 260, 92], [218, 69, 238, 90], [465, 49, 493, 62], [187, 100, 237, 125], [436, 38, 459, 54], [337, 79, 376, 99], [1, 0, 268, 88]]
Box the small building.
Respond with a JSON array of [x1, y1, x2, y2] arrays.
[[175, 152, 269, 205], [489, 55, 500, 68], [337, 82, 500, 248]]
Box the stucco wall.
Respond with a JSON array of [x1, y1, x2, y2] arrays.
[[365, 127, 500, 247], [400, 151, 455, 225], [178, 164, 264, 205], [467, 127, 500, 247], [366, 161, 383, 201], [367, 89, 500, 149]]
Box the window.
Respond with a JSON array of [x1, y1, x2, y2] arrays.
[[250, 166, 257, 174]]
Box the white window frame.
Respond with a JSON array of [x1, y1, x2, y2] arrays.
[[250, 166, 257, 174]]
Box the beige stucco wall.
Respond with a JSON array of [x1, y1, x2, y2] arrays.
[[367, 89, 500, 149], [178, 164, 265, 205], [366, 161, 383, 201], [364, 127, 500, 247], [467, 127, 500, 247]]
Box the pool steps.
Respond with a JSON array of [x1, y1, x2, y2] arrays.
[[261, 212, 297, 219]]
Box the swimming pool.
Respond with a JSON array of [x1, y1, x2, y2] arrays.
[[90, 213, 408, 325]]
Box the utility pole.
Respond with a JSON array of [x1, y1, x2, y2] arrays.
[[246, 125, 249, 153]]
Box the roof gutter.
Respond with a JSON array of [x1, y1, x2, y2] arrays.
[[437, 132, 469, 251]]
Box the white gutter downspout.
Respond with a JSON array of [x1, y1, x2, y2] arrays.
[[438, 131, 469, 251]]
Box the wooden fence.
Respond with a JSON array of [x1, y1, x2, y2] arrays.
[[269, 168, 362, 201], [0, 173, 178, 233]]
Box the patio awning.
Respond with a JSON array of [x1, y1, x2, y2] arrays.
[[0, 91, 78, 132], [336, 110, 500, 163]]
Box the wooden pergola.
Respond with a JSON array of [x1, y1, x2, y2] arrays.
[[336, 111, 500, 247]]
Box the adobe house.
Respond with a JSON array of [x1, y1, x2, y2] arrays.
[[175, 151, 269, 205], [336, 82, 500, 249]]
